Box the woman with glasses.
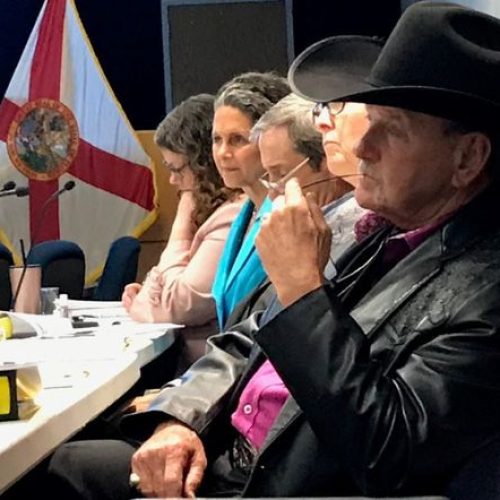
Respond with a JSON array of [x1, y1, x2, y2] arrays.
[[122, 94, 243, 370], [313, 101, 369, 186], [210, 72, 291, 329]]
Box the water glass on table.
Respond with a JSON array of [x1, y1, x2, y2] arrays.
[[9, 264, 41, 314], [40, 287, 60, 315]]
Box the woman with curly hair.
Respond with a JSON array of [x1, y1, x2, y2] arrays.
[[211, 72, 291, 328], [122, 93, 243, 367]]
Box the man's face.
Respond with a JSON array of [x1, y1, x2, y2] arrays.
[[258, 125, 319, 197], [353, 105, 465, 229]]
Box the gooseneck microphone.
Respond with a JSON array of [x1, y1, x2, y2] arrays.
[[30, 180, 75, 247], [10, 180, 76, 312], [0, 186, 29, 198], [1, 181, 16, 192]]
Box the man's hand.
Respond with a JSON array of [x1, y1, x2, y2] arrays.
[[131, 420, 207, 498], [256, 178, 331, 307], [124, 392, 159, 414], [122, 282, 142, 311]]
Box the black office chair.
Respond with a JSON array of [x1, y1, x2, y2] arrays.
[[335, 438, 500, 500], [92, 236, 140, 301], [27, 240, 85, 299], [0, 243, 14, 310]]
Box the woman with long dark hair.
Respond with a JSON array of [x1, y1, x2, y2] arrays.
[[122, 93, 243, 367]]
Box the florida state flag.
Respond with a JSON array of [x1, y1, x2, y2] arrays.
[[0, 0, 157, 283]]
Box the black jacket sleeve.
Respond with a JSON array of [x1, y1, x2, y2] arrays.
[[121, 313, 260, 442], [255, 281, 500, 495]]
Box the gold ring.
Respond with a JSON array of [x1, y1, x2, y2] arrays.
[[129, 472, 141, 488]]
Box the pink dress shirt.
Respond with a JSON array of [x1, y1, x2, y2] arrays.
[[231, 216, 449, 451], [231, 359, 289, 450]]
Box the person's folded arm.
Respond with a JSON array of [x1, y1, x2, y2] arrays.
[[129, 200, 241, 324]]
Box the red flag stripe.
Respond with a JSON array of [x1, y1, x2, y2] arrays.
[[29, 178, 60, 244], [28, 0, 67, 242], [69, 139, 155, 211], [0, 99, 20, 142], [29, 0, 66, 100]]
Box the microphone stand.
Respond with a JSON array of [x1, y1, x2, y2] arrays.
[[10, 181, 76, 312], [0, 187, 29, 198], [30, 181, 75, 248]]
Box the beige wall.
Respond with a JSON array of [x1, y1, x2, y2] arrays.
[[136, 130, 178, 282]]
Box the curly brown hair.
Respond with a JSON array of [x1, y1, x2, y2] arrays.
[[155, 94, 236, 227]]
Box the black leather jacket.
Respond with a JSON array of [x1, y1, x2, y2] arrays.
[[123, 186, 500, 497]]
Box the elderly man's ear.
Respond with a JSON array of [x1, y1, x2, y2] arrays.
[[452, 133, 492, 189]]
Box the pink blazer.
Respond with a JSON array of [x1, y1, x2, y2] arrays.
[[128, 197, 244, 326]]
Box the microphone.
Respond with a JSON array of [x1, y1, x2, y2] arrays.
[[30, 180, 75, 247], [0, 186, 29, 198], [1, 181, 15, 192], [10, 180, 76, 312], [61, 180, 75, 192]]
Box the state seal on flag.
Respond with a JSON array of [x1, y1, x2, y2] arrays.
[[6, 98, 79, 181]]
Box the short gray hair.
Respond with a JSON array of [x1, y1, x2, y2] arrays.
[[251, 93, 325, 171]]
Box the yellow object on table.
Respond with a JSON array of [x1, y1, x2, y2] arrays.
[[0, 313, 13, 340], [0, 366, 41, 421], [0, 370, 17, 420]]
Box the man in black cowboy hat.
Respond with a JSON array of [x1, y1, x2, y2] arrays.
[[48, 2, 500, 499]]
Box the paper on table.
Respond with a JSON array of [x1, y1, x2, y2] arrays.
[[0, 335, 126, 365], [1, 312, 73, 339], [70, 308, 129, 319], [96, 321, 184, 337], [0, 360, 38, 371], [65, 299, 124, 310], [61, 299, 128, 318]]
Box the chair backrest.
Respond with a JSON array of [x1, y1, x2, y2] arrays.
[[27, 240, 85, 299], [446, 436, 500, 500], [93, 236, 140, 301], [0, 243, 13, 310]]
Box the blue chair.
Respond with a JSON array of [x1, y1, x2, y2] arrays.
[[0, 243, 14, 310], [27, 240, 85, 299], [92, 236, 140, 301]]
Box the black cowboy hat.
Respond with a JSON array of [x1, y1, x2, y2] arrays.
[[289, 1, 500, 127]]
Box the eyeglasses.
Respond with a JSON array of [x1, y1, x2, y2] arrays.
[[301, 173, 362, 190], [260, 157, 310, 192], [163, 161, 189, 175], [311, 101, 345, 128]]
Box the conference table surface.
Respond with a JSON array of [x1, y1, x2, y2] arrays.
[[0, 309, 179, 494], [0, 312, 450, 500], [0, 355, 139, 493]]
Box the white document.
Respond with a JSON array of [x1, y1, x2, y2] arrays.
[[61, 299, 128, 318], [66, 299, 123, 309]]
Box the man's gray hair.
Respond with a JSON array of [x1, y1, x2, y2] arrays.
[[250, 93, 325, 171]]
